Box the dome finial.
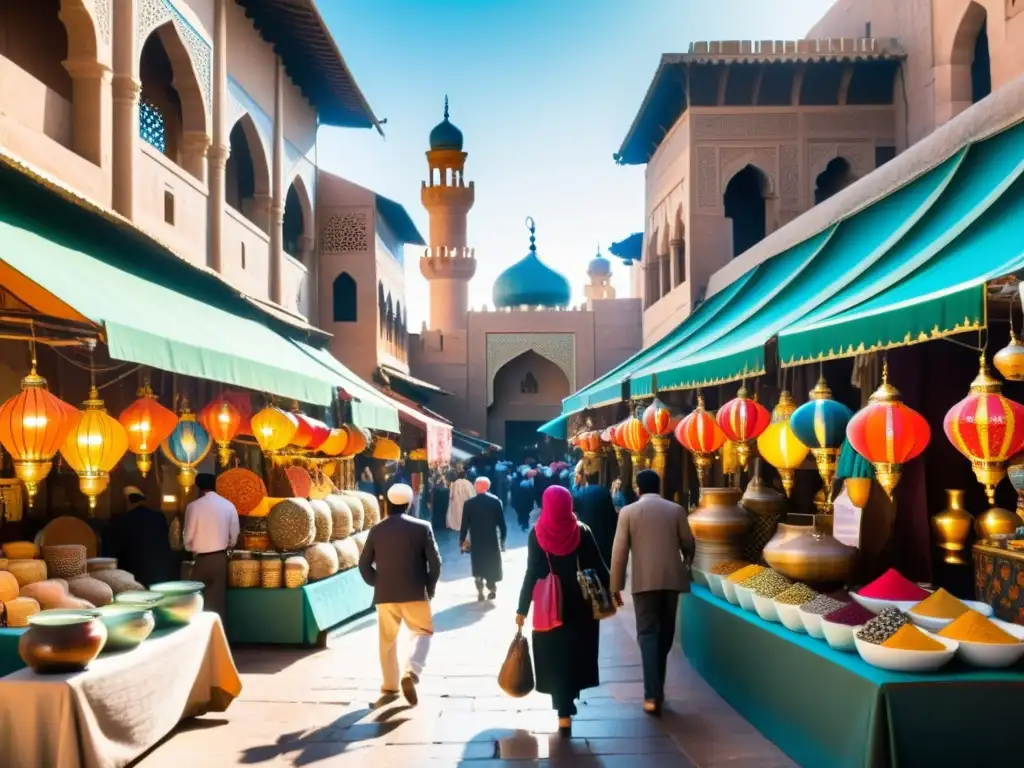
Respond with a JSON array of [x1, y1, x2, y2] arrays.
[[444, 95, 449, 121], [525, 216, 536, 255]]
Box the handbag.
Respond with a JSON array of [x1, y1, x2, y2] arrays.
[[531, 552, 563, 632], [577, 561, 616, 621], [498, 628, 535, 698]]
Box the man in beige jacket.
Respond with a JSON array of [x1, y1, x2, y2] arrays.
[[610, 469, 695, 715]]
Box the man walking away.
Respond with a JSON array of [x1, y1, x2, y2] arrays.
[[460, 477, 507, 601], [447, 471, 475, 532], [184, 473, 240, 620], [513, 473, 534, 532], [573, 472, 618, 568], [359, 483, 442, 706], [104, 486, 176, 588], [610, 469, 695, 716]]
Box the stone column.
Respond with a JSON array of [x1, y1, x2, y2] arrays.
[[658, 252, 668, 298], [181, 131, 210, 181], [269, 58, 285, 305], [299, 233, 316, 319], [64, 59, 112, 170], [669, 239, 684, 287], [111, 0, 139, 218], [207, 0, 229, 272], [250, 194, 272, 232]]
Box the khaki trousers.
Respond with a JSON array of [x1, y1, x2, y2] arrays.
[[191, 551, 227, 620], [376, 600, 433, 691]]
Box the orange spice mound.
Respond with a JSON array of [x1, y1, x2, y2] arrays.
[[711, 560, 749, 576], [727, 564, 765, 584], [881, 624, 946, 652], [910, 588, 969, 619], [938, 610, 1020, 645]]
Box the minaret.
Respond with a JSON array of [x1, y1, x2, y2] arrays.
[[584, 246, 616, 307], [420, 97, 476, 332]]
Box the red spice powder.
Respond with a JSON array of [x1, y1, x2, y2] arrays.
[[824, 602, 875, 627], [858, 569, 930, 601]]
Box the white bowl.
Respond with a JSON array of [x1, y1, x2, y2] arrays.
[[722, 578, 740, 606], [854, 631, 957, 672], [821, 619, 862, 652], [798, 607, 826, 639], [951, 619, 1024, 668], [735, 584, 756, 612], [692, 568, 709, 588], [907, 600, 994, 632], [776, 602, 807, 633], [752, 593, 780, 622], [706, 572, 726, 599], [850, 591, 923, 615]]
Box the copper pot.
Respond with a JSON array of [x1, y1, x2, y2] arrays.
[[740, 470, 788, 562], [19, 611, 108, 674], [975, 506, 1019, 542], [762, 516, 856, 584], [931, 489, 973, 565], [689, 487, 750, 572]]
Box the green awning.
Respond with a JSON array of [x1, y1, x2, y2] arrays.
[[537, 412, 573, 439], [294, 343, 400, 433]]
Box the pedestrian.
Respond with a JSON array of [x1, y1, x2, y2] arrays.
[[358, 483, 442, 706], [610, 479, 627, 513], [610, 469, 695, 716], [447, 470, 475, 532], [430, 474, 450, 532], [103, 486, 177, 588], [572, 471, 618, 568], [183, 473, 240, 620], [460, 476, 507, 601], [512, 473, 534, 531], [516, 485, 611, 736]]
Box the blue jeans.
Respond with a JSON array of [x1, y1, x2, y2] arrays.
[[633, 590, 679, 702]]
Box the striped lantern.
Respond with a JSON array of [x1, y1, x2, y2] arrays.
[[643, 397, 673, 480], [621, 408, 650, 454], [716, 386, 771, 471], [944, 359, 1024, 504], [756, 391, 809, 497], [674, 395, 726, 486], [846, 364, 930, 499], [160, 402, 212, 495], [789, 377, 854, 504], [198, 398, 241, 467]]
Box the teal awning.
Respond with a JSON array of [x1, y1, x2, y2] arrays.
[[294, 343, 400, 433], [537, 412, 573, 439]]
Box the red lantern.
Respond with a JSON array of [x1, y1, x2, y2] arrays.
[[578, 430, 601, 454], [199, 398, 241, 466], [305, 417, 331, 451], [674, 394, 726, 486], [716, 386, 770, 470], [944, 358, 1024, 504], [118, 381, 179, 477], [642, 397, 673, 437], [846, 364, 930, 499], [621, 410, 650, 454]]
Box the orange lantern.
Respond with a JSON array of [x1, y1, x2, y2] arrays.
[[340, 424, 368, 457], [199, 398, 241, 467], [251, 405, 298, 454], [60, 387, 129, 510], [319, 428, 349, 457], [577, 430, 601, 454], [716, 386, 771, 470], [0, 366, 77, 504], [290, 412, 315, 449], [118, 381, 178, 477], [304, 417, 332, 452], [372, 436, 401, 461], [621, 408, 650, 454], [643, 397, 674, 479], [674, 394, 726, 486]]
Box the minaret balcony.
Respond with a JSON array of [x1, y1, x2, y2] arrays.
[[419, 246, 477, 280]]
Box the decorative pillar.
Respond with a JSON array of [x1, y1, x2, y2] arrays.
[[251, 194, 272, 233], [669, 239, 683, 288], [300, 233, 316, 319], [657, 253, 667, 299], [269, 58, 285, 305], [181, 131, 210, 181], [207, 0, 229, 272], [64, 59, 112, 170], [111, 0, 139, 218]]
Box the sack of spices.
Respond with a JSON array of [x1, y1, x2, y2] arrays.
[[498, 628, 535, 698]]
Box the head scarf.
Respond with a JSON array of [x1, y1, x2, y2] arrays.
[[535, 485, 580, 557]]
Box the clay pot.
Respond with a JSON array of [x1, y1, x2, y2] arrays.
[[930, 489, 973, 565], [740, 470, 787, 562], [147, 581, 205, 628], [688, 487, 750, 572], [94, 605, 155, 652], [19, 611, 108, 674], [762, 516, 856, 585]]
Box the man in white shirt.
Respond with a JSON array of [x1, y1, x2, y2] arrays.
[[184, 473, 239, 620]]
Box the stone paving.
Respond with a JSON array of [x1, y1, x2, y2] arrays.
[[136, 510, 795, 767]]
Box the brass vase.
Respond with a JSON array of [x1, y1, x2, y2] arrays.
[[739, 465, 788, 563], [688, 487, 750, 573], [930, 489, 973, 565], [974, 506, 1019, 542], [762, 515, 857, 585]]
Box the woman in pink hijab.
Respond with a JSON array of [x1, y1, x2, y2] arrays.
[[516, 485, 610, 735]]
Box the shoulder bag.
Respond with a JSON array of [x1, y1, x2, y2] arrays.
[[577, 560, 616, 620], [531, 552, 563, 632]]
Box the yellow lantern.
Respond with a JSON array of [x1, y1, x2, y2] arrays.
[[319, 428, 349, 457], [59, 387, 129, 511], [372, 437, 401, 461], [756, 391, 809, 497], [250, 406, 298, 454]]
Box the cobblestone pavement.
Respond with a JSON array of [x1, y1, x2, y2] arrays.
[[137, 509, 795, 767]]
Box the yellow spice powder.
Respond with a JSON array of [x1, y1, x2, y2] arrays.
[[881, 624, 946, 652], [710, 560, 749, 576], [910, 588, 969, 619], [938, 610, 1020, 645], [727, 564, 765, 584]]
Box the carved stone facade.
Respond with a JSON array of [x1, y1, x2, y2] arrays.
[[92, 0, 111, 45], [136, 0, 212, 113], [485, 333, 576, 407], [321, 212, 370, 254]]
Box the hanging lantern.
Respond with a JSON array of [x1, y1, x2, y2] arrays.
[[756, 391, 809, 497], [0, 365, 76, 505], [198, 398, 241, 467], [845, 363, 930, 499], [993, 330, 1024, 382], [119, 381, 179, 477], [944, 358, 1024, 504], [372, 437, 401, 461], [621, 408, 650, 454], [674, 394, 726, 486], [319, 427, 349, 457], [716, 386, 771, 470], [643, 397, 674, 480], [836, 438, 875, 508], [60, 387, 129, 510], [250, 405, 299, 454], [161, 401, 212, 495], [304, 417, 331, 451], [289, 411, 329, 451], [577, 430, 601, 454], [340, 424, 369, 457], [789, 377, 854, 505]]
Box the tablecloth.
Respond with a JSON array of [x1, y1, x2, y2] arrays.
[[225, 565, 373, 645], [0, 612, 242, 768], [681, 585, 1024, 768]]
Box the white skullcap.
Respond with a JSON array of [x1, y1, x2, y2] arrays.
[[386, 483, 414, 505], [123, 485, 144, 500], [474, 477, 491, 492]]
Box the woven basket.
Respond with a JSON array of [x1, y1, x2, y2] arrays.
[[2, 541, 38, 560], [0, 571, 18, 602], [43, 545, 87, 579], [260, 556, 283, 589], [86, 558, 117, 573], [4, 596, 40, 627], [241, 532, 270, 551], [7, 559, 46, 587], [229, 559, 260, 588], [283, 556, 308, 588]]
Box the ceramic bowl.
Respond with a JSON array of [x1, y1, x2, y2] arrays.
[[706, 573, 726, 599], [821, 619, 862, 652], [691, 568, 709, 588], [775, 602, 807, 633], [148, 581, 204, 628], [721, 578, 740, 606], [734, 584, 756, 612], [114, 590, 164, 609], [19, 610, 108, 673], [798, 607, 827, 639], [854, 631, 957, 672], [94, 605, 155, 651], [752, 593, 780, 623], [850, 591, 922, 615], [951, 619, 1024, 668], [907, 600, 994, 632]]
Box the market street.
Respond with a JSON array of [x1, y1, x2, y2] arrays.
[[136, 513, 793, 768]]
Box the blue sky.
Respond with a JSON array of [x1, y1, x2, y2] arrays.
[[317, 0, 836, 329]]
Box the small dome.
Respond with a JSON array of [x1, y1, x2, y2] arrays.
[[429, 96, 463, 151], [493, 218, 571, 309], [588, 249, 611, 278]]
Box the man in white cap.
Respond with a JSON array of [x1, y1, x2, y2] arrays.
[[459, 476, 507, 601], [359, 482, 442, 706]]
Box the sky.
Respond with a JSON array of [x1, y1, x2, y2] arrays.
[[317, 0, 837, 329]]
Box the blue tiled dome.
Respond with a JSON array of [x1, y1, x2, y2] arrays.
[[493, 219, 571, 308], [588, 252, 611, 277], [429, 96, 464, 151]]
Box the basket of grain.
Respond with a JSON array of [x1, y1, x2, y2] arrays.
[[259, 553, 283, 588], [3, 596, 40, 627], [229, 559, 260, 588], [283, 556, 308, 588], [43, 545, 88, 579]]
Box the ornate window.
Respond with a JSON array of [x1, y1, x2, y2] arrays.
[[521, 372, 539, 394], [139, 99, 166, 153], [332, 273, 357, 322]]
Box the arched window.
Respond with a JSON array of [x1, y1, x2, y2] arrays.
[[378, 282, 387, 335], [724, 165, 769, 258], [139, 99, 167, 152], [385, 292, 394, 342], [332, 273, 357, 322], [395, 301, 405, 349], [814, 157, 856, 205]]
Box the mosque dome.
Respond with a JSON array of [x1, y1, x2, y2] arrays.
[[493, 218, 571, 309], [429, 96, 464, 151], [587, 249, 611, 278]]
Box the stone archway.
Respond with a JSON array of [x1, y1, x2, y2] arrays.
[[283, 174, 314, 260], [486, 333, 575, 407], [487, 349, 571, 459], [935, 1, 990, 125], [723, 164, 772, 258]]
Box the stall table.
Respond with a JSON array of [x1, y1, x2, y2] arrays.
[[681, 585, 1024, 768], [0, 612, 241, 768], [973, 543, 1024, 624], [0, 627, 22, 677], [225, 565, 373, 645]]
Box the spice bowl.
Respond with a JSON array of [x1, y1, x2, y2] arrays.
[[705, 573, 726, 599], [953, 620, 1024, 668], [752, 594, 781, 623], [854, 631, 957, 672], [775, 602, 807, 633], [798, 607, 827, 639], [850, 592, 921, 615], [907, 600, 994, 632], [734, 584, 756, 612], [821, 619, 862, 652], [721, 578, 741, 606], [692, 568, 709, 588]]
